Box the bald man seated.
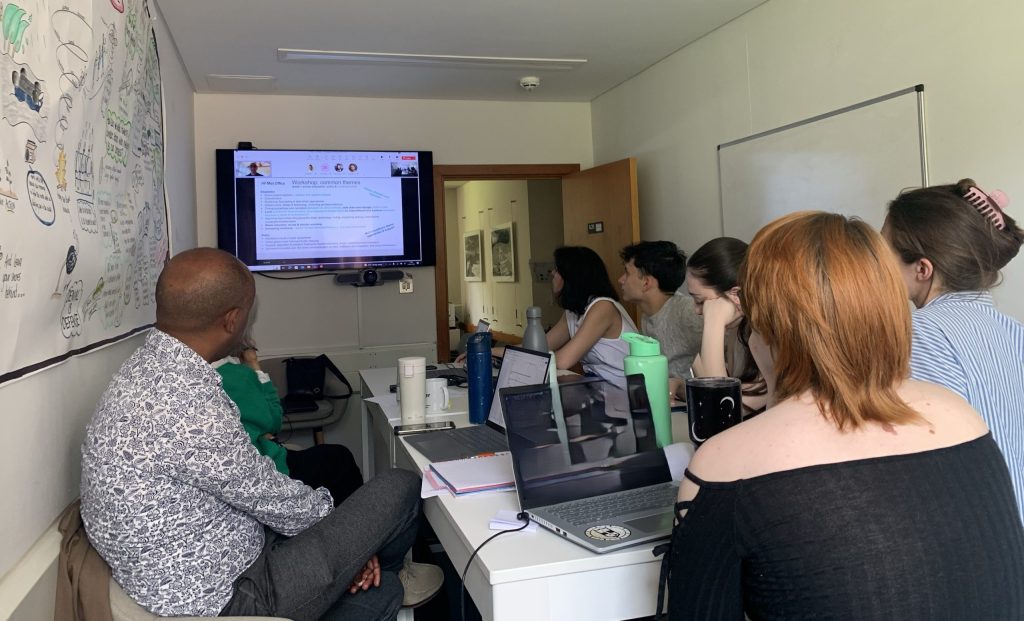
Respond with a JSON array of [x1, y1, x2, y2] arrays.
[[80, 248, 425, 620]]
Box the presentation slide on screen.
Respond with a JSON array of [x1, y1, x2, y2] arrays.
[[253, 177, 406, 260]]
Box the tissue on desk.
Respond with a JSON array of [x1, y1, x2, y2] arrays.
[[489, 509, 537, 533], [664, 442, 695, 481]]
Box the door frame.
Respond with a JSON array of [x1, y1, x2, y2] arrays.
[[432, 164, 581, 361]]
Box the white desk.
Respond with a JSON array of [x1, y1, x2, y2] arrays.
[[359, 367, 693, 621], [359, 366, 473, 478]]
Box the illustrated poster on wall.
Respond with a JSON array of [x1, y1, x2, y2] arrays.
[[0, 0, 167, 384]]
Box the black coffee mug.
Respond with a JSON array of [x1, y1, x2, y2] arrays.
[[685, 377, 742, 446]]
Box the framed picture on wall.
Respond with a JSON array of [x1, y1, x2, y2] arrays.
[[463, 230, 484, 281], [490, 222, 516, 282]]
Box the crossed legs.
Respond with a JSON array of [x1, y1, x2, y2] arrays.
[[220, 468, 421, 621]]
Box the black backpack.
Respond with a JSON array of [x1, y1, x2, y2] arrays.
[[281, 354, 353, 413]]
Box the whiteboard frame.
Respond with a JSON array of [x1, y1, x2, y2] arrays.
[[716, 84, 929, 236]]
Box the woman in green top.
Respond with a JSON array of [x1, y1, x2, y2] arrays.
[[214, 347, 363, 506]]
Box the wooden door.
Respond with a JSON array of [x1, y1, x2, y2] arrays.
[[561, 158, 640, 322]]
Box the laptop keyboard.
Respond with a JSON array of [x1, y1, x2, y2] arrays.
[[445, 426, 507, 454], [545, 484, 677, 527]]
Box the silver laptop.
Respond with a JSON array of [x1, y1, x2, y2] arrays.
[[500, 377, 678, 553], [403, 346, 550, 462]]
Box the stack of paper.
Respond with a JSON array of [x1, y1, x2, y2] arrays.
[[428, 453, 515, 496], [421, 468, 450, 498]]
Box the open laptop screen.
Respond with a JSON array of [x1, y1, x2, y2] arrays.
[[500, 378, 672, 510], [486, 345, 551, 429]]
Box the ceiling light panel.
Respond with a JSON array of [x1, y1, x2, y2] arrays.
[[206, 74, 277, 92], [277, 48, 586, 71]]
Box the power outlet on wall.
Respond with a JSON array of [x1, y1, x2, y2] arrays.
[[531, 260, 555, 283], [399, 275, 414, 294]]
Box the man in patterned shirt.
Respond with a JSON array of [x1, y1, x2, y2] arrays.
[[81, 248, 422, 619]]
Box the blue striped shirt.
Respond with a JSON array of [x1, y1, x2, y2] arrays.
[[909, 291, 1024, 522]]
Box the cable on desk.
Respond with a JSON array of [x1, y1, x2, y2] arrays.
[[460, 512, 531, 621]]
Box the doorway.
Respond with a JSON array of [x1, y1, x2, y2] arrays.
[[432, 161, 638, 361], [432, 165, 577, 360], [444, 178, 565, 355]]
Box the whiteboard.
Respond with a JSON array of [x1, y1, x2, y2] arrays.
[[719, 86, 927, 242]]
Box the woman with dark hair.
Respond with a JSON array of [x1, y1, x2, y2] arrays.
[[455, 246, 638, 389], [680, 237, 766, 411], [543, 246, 638, 390], [882, 178, 1024, 519], [661, 212, 1024, 619]]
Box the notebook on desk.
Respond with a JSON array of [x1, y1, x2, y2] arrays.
[[500, 377, 678, 553], [403, 346, 551, 462], [428, 453, 515, 495]]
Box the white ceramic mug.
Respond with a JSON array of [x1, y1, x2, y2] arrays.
[[425, 378, 450, 413], [397, 357, 426, 425]]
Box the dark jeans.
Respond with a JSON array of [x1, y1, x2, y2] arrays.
[[220, 469, 420, 621], [287, 443, 364, 506]]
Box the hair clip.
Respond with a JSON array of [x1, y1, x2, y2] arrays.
[[962, 186, 1008, 230]]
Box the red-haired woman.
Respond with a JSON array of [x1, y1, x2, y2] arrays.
[[660, 212, 1024, 619]]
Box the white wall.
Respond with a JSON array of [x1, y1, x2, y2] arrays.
[[0, 5, 197, 617], [194, 94, 593, 354], [591, 0, 1024, 320]]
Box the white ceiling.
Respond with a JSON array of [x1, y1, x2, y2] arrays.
[[154, 0, 765, 102]]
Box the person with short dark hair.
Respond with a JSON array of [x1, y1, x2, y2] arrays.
[[683, 237, 766, 411], [618, 241, 702, 379], [81, 248, 428, 619], [662, 211, 1024, 619], [883, 178, 1024, 520]]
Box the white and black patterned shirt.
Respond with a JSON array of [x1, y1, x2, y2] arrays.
[[80, 330, 333, 616]]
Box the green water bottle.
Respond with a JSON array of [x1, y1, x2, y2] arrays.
[[622, 332, 672, 448]]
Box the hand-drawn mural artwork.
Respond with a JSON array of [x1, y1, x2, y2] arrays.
[[0, 0, 167, 384], [1, 4, 31, 56]]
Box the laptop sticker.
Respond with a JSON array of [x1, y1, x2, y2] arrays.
[[585, 525, 631, 541]]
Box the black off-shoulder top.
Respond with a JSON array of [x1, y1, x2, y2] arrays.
[[657, 434, 1024, 620]]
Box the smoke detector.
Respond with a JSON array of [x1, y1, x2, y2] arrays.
[[519, 76, 541, 91]]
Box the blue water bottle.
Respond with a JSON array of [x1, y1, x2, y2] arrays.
[[466, 332, 492, 424]]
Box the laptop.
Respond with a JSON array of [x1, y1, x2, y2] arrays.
[[403, 346, 551, 462], [500, 377, 679, 553], [425, 366, 468, 385]]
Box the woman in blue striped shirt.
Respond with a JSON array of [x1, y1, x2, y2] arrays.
[[882, 178, 1024, 521]]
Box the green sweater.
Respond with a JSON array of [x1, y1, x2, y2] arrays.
[[215, 359, 290, 475]]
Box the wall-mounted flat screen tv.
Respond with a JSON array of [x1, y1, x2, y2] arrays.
[[216, 149, 435, 272]]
